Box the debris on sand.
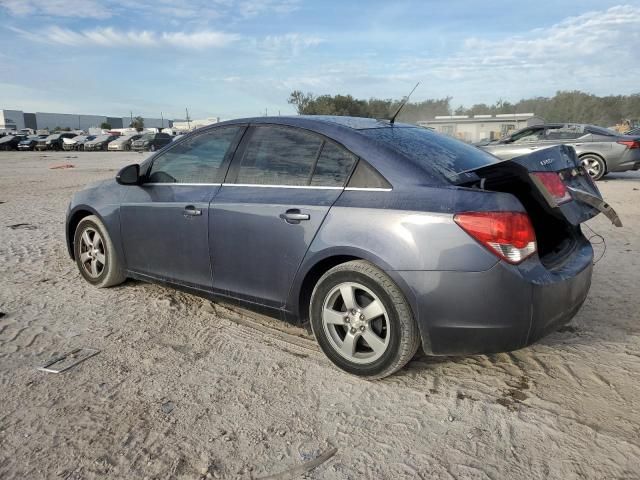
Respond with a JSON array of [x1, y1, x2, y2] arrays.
[[50, 164, 75, 169], [497, 376, 530, 410], [7, 223, 37, 230], [256, 447, 337, 480], [161, 401, 175, 414], [37, 348, 100, 374]]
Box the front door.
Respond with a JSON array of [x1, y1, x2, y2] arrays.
[[210, 125, 357, 308], [120, 126, 245, 289]]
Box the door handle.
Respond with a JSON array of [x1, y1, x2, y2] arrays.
[[280, 209, 310, 224], [183, 205, 202, 217]]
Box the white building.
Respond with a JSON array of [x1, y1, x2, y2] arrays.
[[418, 113, 544, 143], [0, 109, 25, 131], [172, 117, 221, 132], [0, 108, 174, 132]]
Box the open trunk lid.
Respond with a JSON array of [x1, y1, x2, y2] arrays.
[[461, 145, 621, 228]]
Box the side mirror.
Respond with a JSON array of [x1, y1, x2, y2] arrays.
[[116, 163, 140, 185]]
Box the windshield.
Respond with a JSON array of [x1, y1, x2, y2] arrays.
[[92, 135, 110, 142], [140, 134, 154, 141], [360, 127, 499, 182]]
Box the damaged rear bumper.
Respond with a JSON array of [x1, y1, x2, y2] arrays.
[[394, 238, 593, 356]]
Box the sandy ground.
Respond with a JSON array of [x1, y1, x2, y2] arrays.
[[0, 150, 639, 480]]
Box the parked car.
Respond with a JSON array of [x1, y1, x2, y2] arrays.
[[65, 116, 619, 378], [131, 132, 172, 152], [479, 123, 640, 180], [108, 134, 142, 152], [17, 135, 47, 151], [84, 134, 119, 151], [0, 134, 25, 150], [63, 135, 95, 151]]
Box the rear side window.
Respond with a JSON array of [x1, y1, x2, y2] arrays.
[[360, 127, 499, 182], [147, 127, 240, 183], [310, 142, 357, 187], [236, 126, 322, 186]]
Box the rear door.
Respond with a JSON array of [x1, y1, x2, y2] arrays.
[[120, 126, 245, 288], [209, 125, 357, 308]]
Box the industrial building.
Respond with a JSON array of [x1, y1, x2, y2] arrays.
[[0, 109, 172, 132], [418, 113, 544, 143]]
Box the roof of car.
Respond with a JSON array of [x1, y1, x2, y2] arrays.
[[217, 115, 415, 131]]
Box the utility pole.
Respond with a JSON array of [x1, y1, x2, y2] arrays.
[[161, 112, 164, 129], [130, 111, 133, 127], [185, 108, 191, 130]]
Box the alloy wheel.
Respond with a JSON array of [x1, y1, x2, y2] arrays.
[[79, 227, 106, 278], [581, 157, 602, 179], [321, 282, 390, 364]]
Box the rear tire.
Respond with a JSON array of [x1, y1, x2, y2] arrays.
[[74, 215, 126, 288], [310, 260, 420, 379], [580, 154, 606, 181]]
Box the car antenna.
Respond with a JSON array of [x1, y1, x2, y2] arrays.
[[389, 82, 420, 125]]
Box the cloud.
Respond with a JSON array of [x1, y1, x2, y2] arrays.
[[238, 0, 300, 18], [0, 0, 112, 19], [399, 5, 640, 95], [0, 0, 300, 21], [10, 26, 240, 49], [257, 33, 324, 64]]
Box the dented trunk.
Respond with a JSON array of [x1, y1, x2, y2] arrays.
[[459, 145, 621, 267]]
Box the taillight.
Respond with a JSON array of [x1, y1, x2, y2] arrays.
[[531, 172, 571, 204], [618, 140, 640, 149], [454, 211, 537, 264]]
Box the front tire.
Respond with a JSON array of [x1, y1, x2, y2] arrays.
[[74, 215, 126, 288], [310, 260, 420, 379], [580, 154, 606, 180]]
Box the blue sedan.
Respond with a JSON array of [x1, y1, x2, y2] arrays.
[[65, 116, 618, 378]]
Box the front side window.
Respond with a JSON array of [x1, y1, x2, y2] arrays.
[[236, 126, 323, 186], [544, 124, 586, 140], [511, 127, 544, 144], [147, 127, 240, 183]]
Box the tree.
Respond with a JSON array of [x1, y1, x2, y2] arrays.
[[129, 116, 144, 132], [287, 89, 640, 127], [288, 91, 314, 114], [100, 122, 112, 130]]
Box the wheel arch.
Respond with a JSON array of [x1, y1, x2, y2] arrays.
[[290, 248, 421, 338], [66, 205, 103, 260]]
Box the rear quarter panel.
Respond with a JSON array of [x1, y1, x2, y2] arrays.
[[287, 186, 524, 318]]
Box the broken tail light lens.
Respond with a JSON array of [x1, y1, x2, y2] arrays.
[[532, 172, 572, 204], [454, 211, 537, 264], [617, 140, 640, 149]]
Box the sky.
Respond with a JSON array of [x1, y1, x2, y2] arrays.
[[1, 0, 639, 120]]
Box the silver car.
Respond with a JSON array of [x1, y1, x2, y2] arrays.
[[108, 134, 142, 151], [480, 123, 640, 180]]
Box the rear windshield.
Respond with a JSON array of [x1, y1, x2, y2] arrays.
[[360, 127, 499, 182]]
